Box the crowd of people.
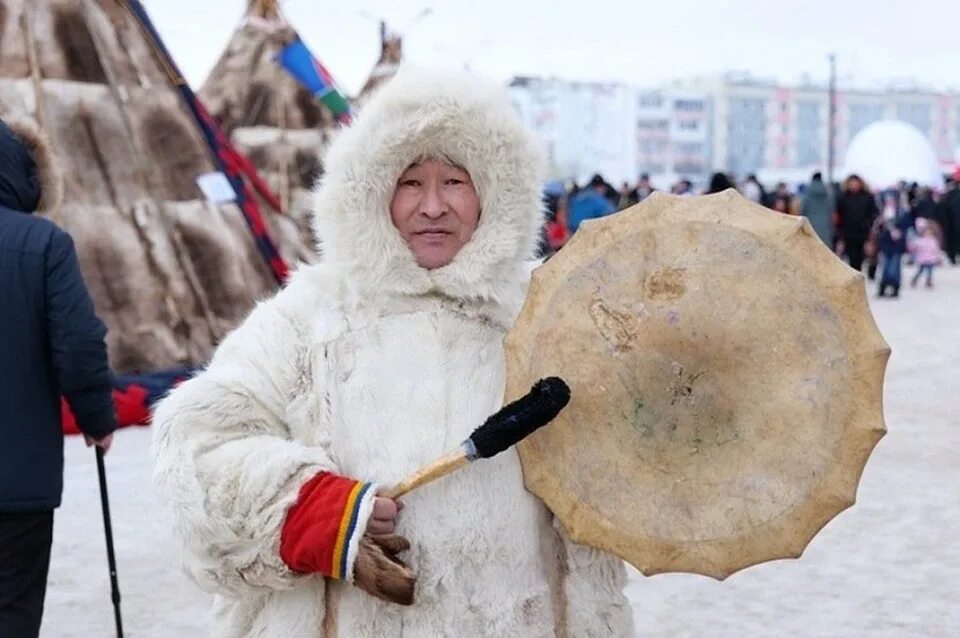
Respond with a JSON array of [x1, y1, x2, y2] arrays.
[[542, 170, 960, 298]]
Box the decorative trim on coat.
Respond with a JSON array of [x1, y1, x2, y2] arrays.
[[280, 472, 377, 582]]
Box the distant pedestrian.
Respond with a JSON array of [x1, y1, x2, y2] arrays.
[[741, 174, 767, 204], [568, 174, 616, 233], [908, 218, 944, 288], [706, 172, 734, 194], [875, 191, 912, 298], [938, 173, 960, 264], [618, 181, 638, 209], [672, 178, 694, 196], [635, 173, 655, 201], [836, 174, 879, 273], [801, 172, 834, 245], [770, 182, 793, 214]]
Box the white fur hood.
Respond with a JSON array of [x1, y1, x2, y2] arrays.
[[311, 68, 546, 308]]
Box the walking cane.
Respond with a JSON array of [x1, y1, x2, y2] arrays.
[[95, 447, 124, 638]]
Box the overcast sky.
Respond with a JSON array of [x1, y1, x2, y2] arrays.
[[143, 0, 960, 96]]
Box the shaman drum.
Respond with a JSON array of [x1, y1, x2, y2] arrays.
[[505, 190, 888, 579]]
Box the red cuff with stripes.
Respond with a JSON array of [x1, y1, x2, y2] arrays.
[[280, 472, 375, 581]]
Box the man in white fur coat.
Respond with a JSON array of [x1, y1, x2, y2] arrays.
[[151, 69, 634, 637]]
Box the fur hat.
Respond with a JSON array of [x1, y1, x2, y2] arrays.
[[311, 67, 546, 308]]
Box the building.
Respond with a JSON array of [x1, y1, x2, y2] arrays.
[[509, 76, 637, 185], [678, 72, 960, 185], [510, 72, 960, 188], [635, 89, 713, 186]]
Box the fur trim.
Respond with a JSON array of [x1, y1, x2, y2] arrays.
[[311, 67, 546, 311], [5, 118, 63, 213]]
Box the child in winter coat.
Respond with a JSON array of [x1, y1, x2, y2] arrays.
[[909, 218, 943, 288]]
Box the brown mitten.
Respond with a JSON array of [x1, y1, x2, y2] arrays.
[[353, 534, 416, 605]]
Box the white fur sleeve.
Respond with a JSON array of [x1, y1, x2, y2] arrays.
[[556, 519, 636, 637], [151, 289, 339, 595]]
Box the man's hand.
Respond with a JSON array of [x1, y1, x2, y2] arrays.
[[84, 433, 113, 454], [367, 497, 401, 535]]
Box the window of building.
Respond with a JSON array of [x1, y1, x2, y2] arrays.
[[639, 139, 669, 153], [674, 99, 705, 112], [796, 100, 820, 127], [848, 103, 885, 138], [674, 161, 704, 174], [638, 161, 667, 173], [675, 142, 704, 155], [895, 102, 932, 134], [638, 119, 669, 131], [639, 93, 663, 108], [797, 141, 822, 166]]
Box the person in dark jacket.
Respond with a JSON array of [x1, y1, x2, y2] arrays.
[[938, 174, 960, 264], [0, 117, 117, 637], [635, 173, 655, 202], [706, 171, 734, 194], [770, 182, 794, 214], [801, 172, 834, 246], [909, 186, 938, 224], [617, 180, 639, 209], [875, 190, 913, 298], [836, 174, 879, 272]]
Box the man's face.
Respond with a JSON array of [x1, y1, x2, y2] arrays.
[[389, 160, 481, 269]]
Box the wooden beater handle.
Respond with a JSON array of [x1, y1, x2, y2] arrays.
[[380, 449, 470, 500]]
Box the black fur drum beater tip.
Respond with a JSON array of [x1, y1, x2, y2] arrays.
[[382, 377, 571, 499], [465, 377, 570, 460]]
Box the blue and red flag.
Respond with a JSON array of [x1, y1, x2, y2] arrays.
[[277, 37, 353, 124], [125, 0, 289, 285]]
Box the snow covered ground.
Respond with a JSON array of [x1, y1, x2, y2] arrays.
[[42, 266, 959, 637]]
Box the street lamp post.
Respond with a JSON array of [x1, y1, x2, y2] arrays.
[[827, 53, 837, 186]]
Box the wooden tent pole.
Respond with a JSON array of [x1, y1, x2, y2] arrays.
[[247, 0, 281, 19], [20, 1, 49, 131]]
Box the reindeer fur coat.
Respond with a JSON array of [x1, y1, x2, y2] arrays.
[[151, 69, 633, 638]]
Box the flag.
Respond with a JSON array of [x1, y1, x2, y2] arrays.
[[277, 38, 353, 124], [125, 0, 289, 285]]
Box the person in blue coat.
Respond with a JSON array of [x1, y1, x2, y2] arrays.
[[875, 190, 914, 298], [0, 117, 117, 637], [567, 174, 616, 234]]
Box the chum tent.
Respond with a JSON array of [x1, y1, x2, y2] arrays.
[[201, 2, 407, 251], [199, 0, 351, 249], [1, 0, 316, 432]]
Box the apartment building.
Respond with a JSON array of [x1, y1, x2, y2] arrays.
[[510, 73, 960, 187], [509, 76, 636, 185]]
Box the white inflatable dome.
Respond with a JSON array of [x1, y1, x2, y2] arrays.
[[843, 120, 943, 189]]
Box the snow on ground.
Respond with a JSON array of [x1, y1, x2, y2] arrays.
[[42, 266, 960, 637]]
